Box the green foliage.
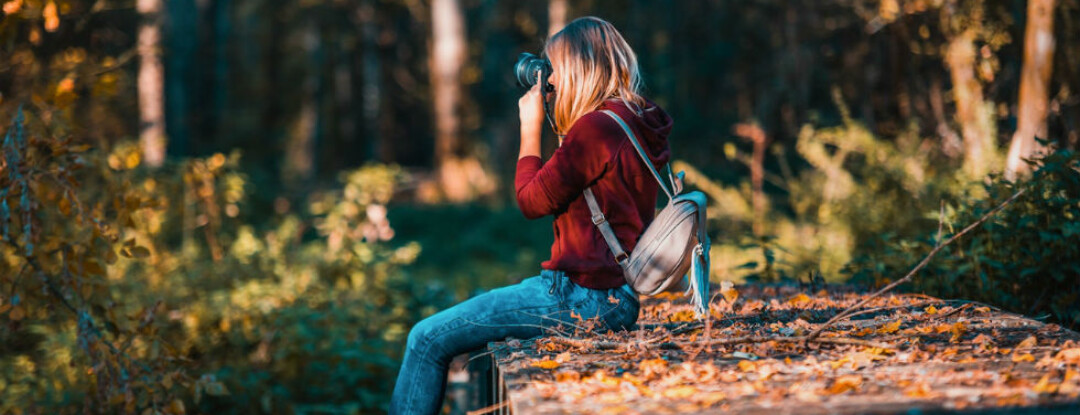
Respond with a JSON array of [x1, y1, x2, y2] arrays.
[[0, 107, 448, 414], [700, 92, 979, 284], [845, 149, 1080, 329]]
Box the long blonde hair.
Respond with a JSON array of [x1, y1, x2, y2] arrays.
[[544, 16, 645, 136]]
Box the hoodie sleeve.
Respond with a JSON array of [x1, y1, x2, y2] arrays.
[[515, 113, 622, 219]]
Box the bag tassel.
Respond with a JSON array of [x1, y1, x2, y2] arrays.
[[687, 239, 711, 319]]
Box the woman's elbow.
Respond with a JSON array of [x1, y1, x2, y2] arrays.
[[515, 191, 549, 219]]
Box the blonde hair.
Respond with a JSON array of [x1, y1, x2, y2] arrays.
[[544, 16, 645, 136]]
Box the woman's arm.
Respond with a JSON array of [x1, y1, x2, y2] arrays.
[[514, 107, 619, 219]]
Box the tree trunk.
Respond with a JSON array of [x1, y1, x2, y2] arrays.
[[1006, 0, 1056, 180], [431, 0, 471, 202], [548, 0, 567, 37], [137, 0, 166, 168], [945, 30, 994, 178], [283, 21, 321, 186], [358, 0, 384, 162]]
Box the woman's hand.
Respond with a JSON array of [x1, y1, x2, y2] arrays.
[[518, 82, 545, 133], [517, 80, 543, 159]]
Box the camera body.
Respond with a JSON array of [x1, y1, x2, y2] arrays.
[[514, 53, 554, 92]]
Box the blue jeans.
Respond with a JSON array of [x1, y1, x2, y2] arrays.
[[389, 269, 640, 415]]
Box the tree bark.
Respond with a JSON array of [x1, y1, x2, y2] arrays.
[[945, 30, 994, 178], [283, 21, 321, 186], [137, 0, 166, 168], [431, 0, 471, 202], [1005, 0, 1056, 180]]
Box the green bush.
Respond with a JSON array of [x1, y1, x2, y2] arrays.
[[845, 149, 1080, 329]]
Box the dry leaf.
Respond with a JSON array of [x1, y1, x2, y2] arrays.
[[1012, 353, 1036, 363], [1016, 335, 1038, 349], [738, 360, 756, 372], [877, 320, 901, 334], [531, 358, 560, 369], [662, 385, 698, 399], [788, 293, 811, 306], [1056, 348, 1080, 364], [824, 375, 863, 395]]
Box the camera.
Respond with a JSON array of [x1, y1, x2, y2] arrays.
[[514, 53, 553, 92]]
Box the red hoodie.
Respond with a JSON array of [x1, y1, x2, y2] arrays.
[[515, 98, 673, 289]]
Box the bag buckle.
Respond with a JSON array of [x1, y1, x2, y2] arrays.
[[615, 252, 629, 264], [591, 212, 606, 225]]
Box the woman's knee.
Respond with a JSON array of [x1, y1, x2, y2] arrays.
[[405, 316, 444, 356]]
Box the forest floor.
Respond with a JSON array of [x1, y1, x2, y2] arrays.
[[485, 284, 1080, 414]]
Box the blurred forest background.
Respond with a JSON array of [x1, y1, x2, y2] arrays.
[[1, 0, 1079, 413]]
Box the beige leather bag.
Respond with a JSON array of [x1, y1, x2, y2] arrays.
[[583, 110, 712, 317]]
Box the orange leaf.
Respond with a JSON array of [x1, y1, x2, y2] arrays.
[[876, 320, 901, 334], [787, 293, 811, 306], [737, 360, 756, 372], [1016, 335, 1038, 349], [531, 358, 560, 370], [662, 385, 698, 399], [824, 375, 863, 395], [1012, 353, 1036, 363]]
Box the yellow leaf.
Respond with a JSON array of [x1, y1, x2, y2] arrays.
[[668, 310, 695, 323], [555, 371, 580, 383], [949, 322, 966, 343], [531, 359, 560, 370], [737, 360, 756, 372], [877, 320, 901, 334], [925, 305, 938, 315], [662, 385, 698, 399], [1016, 335, 1038, 349], [720, 280, 738, 303], [787, 293, 811, 306], [1033, 374, 1059, 395], [1012, 353, 1036, 363], [825, 375, 863, 395]]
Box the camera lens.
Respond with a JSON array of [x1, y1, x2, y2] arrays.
[[514, 53, 552, 89]]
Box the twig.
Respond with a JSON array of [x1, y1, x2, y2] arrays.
[[804, 188, 1026, 344], [548, 334, 894, 351], [467, 401, 509, 415]]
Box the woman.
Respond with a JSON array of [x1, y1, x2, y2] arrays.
[[390, 16, 672, 414]]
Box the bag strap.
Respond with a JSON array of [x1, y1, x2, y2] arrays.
[[582, 188, 630, 269], [599, 109, 675, 201], [582, 109, 677, 269]]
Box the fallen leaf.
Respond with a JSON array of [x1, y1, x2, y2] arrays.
[[1016, 335, 1038, 349], [877, 320, 901, 334], [925, 305, 938, 315], [662, 385, 698, 399], [824, 375, 863, 395], [531, 358, 560, 369], [738, 360, 756, 372], [788, 293, 811, 306], [1012, 353, 1036, 363], [1033, 373, 1059, 394], [720, 280, 739, 303], [1056, 348, 1080, 365], [949, 322, 967, 343]]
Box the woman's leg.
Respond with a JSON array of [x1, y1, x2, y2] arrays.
[[389, 269, 641, 415], [390, 271, 565, 415]]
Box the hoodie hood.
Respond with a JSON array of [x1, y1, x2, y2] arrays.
[[600, 97, 673, 167]]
